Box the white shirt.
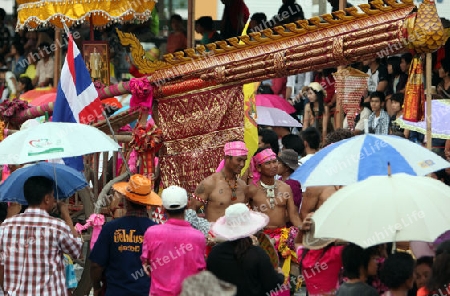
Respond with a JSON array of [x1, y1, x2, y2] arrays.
[[1, 71, 16, 101], [299, 154, 315, 192], [343, 107, 372, 131], [372, 114, 380, 129], [296, 72, 312, 94], [299, 154, 314, 166], [36, 57, 54, 85], [367, 68, 379, 93]]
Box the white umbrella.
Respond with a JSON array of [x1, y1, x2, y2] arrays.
[[312, 173, 450, 248], [0, 122, 120, 164], [256, 106, 302, 128]]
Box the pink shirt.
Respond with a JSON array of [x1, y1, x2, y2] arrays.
[[141, 219, 206, 296], [298, 245, 344, 295]]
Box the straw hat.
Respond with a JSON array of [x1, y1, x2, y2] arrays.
[[212, 203, 269, 241], [278, 149, 299, 171], [308, 82, 327, 99], [302, 219, 336, 250], [113, 174, 162, 206]]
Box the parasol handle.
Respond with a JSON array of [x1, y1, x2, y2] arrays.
[[60, 19, 71, 36], [392, 230, 398, 254]]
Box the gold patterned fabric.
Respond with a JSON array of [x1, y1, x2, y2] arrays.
[[157, 85, 244, 193], [17, 0, 156, 30]]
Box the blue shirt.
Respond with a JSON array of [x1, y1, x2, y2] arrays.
[[90, 215, 156, 296]]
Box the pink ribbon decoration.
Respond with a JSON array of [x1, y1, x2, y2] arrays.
[[215, 160, 226, 173], [128, 150, 139, 174], [129, 78, 154, 110], [74, 213, 105, 250], [251, 148, 277, 185]]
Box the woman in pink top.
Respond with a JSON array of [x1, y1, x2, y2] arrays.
[[298, 244, 344, 295]]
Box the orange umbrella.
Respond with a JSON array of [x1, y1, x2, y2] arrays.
[[20, 87, 56, 103], [29, 93, 57, 107], [16, 0, 156, 30]]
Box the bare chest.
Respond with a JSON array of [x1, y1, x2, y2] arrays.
[[251, 187, 289, 210], [209, 182, 246, 206]]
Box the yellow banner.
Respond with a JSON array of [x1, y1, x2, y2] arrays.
[[241, 23, 259, 173], [242, 83, 258, 173]]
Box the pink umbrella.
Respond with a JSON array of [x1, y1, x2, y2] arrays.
[[256, 94, 296, 114], [20, 87, 56, 103], [29, 93, 57, 107]]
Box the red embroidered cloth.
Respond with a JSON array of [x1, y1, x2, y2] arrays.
[[157, 84, 244, 193]]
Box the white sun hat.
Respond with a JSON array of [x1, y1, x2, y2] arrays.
[[211, 203, 269, 241]]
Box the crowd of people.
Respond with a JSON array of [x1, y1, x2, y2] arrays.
[[1, 132, 449, 295]]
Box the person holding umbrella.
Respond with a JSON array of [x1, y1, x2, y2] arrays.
[[0, 176, 82, 295]]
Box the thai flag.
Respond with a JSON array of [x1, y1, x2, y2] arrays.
[[53, 34, 104, 170]]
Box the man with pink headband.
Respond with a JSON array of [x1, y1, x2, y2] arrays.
[[248, 148, 301, 229], [189, 140, 249, 223], [247, 148, 302, 295]]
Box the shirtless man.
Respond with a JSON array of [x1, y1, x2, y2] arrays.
[[299, 185, 341, 220], [248, 148, 302, 228], [190, 141, 248, 222]]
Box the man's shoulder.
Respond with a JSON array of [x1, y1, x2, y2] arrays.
[[3, 211, 62, 225], [144, 222, 168, 233], [340, 281, 377, 294], [145, 222, 204, 238], [198, 173, 218, 189], [304, 186, 322, 197], [276, 179, 289, 189], [108, 215, 155, 225], [247, 182, 258, 192], [103, 216, 156, 232]]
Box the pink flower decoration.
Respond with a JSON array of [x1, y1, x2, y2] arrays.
[[74, 213, 105, 250], [129, 78, 154, 110], [93, 80, 106, 90]]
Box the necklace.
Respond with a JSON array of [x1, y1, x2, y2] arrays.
[[260, 180, 277, 209], [222, 172, 238, 201]]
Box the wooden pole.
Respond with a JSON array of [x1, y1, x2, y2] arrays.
[[53, 28, 62, 87], [187, 0, 195, 48], [335, 0, 347, 129], [426, 53, 432, 150], [90, 16, 94, 41]]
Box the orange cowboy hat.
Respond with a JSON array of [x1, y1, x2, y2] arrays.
[[113, 174, 162, 206]]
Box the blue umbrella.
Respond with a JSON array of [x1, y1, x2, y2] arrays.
[[0, 162, 88, 204], [291, 134, 450, 187]]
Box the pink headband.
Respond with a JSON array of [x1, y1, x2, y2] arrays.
[[254, 149, 277, 165], [250, 149, 277, 185], [224, 141, 248, 156]]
